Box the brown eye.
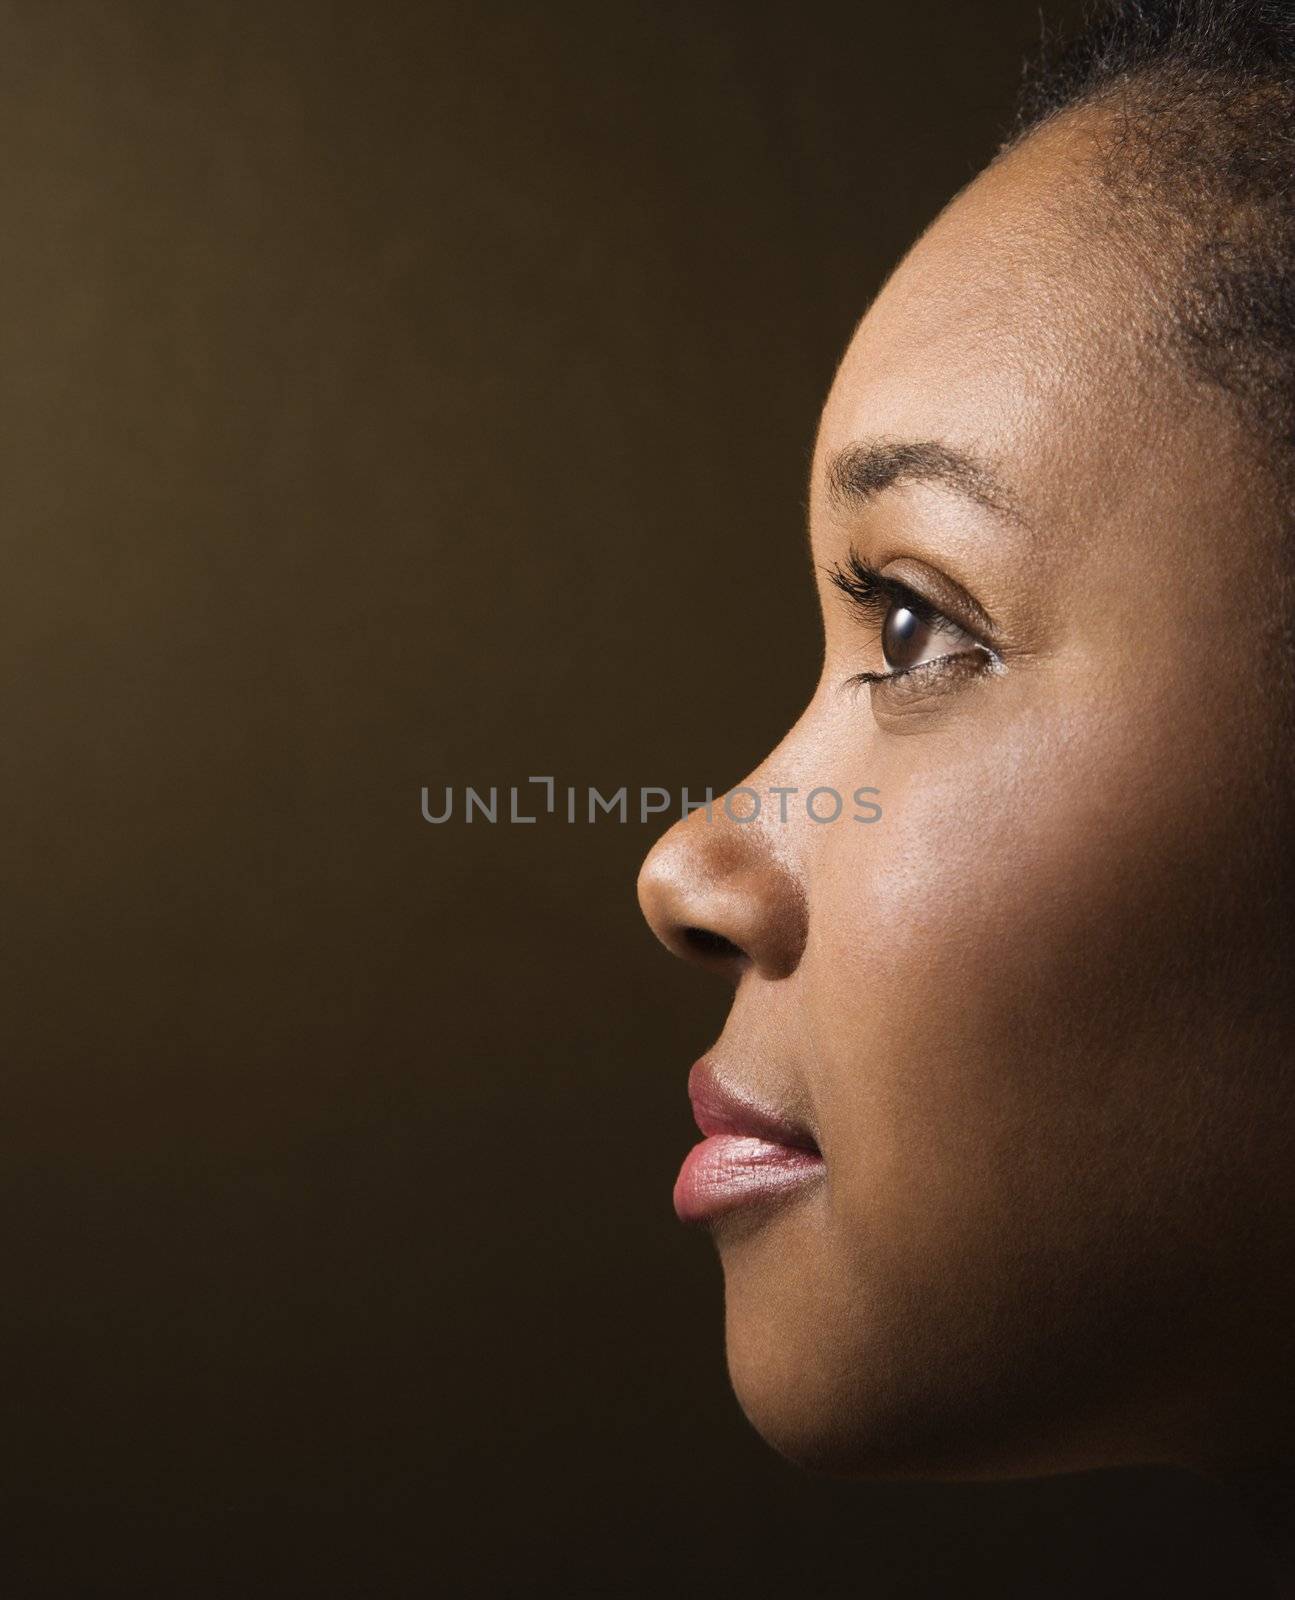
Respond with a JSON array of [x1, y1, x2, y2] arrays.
[[879, 597, 984, 675], [881, 603, 930, 671]]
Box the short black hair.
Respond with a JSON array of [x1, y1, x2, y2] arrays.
[[1011, 1, 1295, 486]]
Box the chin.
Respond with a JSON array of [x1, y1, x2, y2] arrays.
[[717, 1240, 1171, 1485], [724, 1332, 1129, 1484], [716, 1258, 951, 1478]]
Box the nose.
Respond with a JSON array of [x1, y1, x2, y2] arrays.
[[636, 790, 808, 981]]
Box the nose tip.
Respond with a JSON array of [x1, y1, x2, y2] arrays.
[[636, 805, 807, 982]]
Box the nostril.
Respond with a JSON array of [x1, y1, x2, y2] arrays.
[[636, 821, 806, 979], [682, 926, 744, 963]]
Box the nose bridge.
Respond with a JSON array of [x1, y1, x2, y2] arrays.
[[636, 719, 821, 981], [727, 723, 820, 863]]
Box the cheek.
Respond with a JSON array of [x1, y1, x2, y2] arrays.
[[718, 650, 1283, 1473], [800, 687, 1253, 1305]]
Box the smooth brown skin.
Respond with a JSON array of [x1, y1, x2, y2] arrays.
[[638, 108, 1295, 1491]]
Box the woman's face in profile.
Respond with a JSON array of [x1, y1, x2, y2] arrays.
[[638, 111, 1294, 1478]]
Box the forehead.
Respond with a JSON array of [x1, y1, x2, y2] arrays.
[[813, 118, 1193, 543]]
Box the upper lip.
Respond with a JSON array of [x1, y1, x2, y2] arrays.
[[687, 1057, 820, 1154]]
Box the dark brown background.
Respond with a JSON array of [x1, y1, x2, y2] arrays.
[[0, 2, 1272, 1594]]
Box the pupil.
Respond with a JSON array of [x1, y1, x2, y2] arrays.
[[882, 604, 926, 670]]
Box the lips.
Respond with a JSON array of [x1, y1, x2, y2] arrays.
[[673, 1057, 824, 1224]]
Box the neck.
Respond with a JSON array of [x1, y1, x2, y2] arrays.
[[1221, 1459, 1295, 1596]]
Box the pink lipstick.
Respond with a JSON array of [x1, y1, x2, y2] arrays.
[[673, 1058, 824, 1224]]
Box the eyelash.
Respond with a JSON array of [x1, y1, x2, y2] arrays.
[[825, 551, 993, 686]]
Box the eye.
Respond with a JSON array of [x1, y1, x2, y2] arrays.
[[825, 550, 996, 686], [881, 597, 980, 673]]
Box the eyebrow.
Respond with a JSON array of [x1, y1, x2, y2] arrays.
[[824, 438, 1028, 531]]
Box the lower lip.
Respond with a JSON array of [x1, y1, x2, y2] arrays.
[[673, 1134, 824, 1224]]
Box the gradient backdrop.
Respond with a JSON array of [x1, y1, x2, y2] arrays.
[[0, 2, 1271, 1594]]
